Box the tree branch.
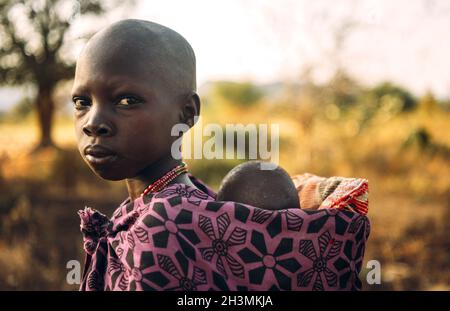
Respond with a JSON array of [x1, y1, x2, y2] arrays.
[[0, 15, 37, 75]]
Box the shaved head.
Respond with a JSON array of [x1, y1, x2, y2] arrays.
[[77, 19, 196, 96], [217, 161, 300, 210], [72, 19, 200, 182]]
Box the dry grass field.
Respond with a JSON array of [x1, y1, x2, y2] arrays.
[[0, 88, 449, 290]]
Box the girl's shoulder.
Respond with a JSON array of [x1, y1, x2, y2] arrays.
[[187, 173, 217, 199]]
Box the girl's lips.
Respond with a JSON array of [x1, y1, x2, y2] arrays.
[[85, 154, 118, 165], [84, 145, 118, 165]]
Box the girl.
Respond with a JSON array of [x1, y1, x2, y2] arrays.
[[74, 19, 369, 291]]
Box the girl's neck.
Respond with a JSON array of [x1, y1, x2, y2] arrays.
[[125, 157, 196, 201]]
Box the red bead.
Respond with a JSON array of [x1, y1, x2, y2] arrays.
[[141, 163, 188, 197]]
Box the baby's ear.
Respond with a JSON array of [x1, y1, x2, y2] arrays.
[[181, 91, 200, 128]]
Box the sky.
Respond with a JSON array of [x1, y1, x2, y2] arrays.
[[1, 0, 450, 110], [131, 0, 450, 98]]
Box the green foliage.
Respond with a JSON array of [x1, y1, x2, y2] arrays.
[[404, 127, 431, 150], [0, 0, 112, 87], [213, 81, 263, 106], [402, 126, 450, 157], [315, 77, 421, 133], [325, 71, 361, 108], [370, 82, 416, 111]]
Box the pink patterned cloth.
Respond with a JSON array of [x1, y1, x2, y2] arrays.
[[79, 174, 370, 291]]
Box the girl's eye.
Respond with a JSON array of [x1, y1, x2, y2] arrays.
[[72, 97, 91, 110], [116, 96, 141, 107]]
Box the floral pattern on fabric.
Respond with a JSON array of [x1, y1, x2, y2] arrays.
[[79, 175, 370, 291]]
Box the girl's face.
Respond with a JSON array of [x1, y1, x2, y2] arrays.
[[71, 49, 183, 181]]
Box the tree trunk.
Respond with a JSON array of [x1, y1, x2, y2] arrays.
[[34, 87, 56, 151]]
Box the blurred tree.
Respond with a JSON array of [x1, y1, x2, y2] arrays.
[[403, 127, 431, 150], [326, 70, 361, 108], [213, 81, 263, 107], [0, 0, 110, 151], [370, 82, 416, 111]]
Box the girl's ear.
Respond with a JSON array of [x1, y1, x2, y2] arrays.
[[181, 91, 200, 128]]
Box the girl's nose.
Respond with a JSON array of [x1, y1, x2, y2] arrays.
[[82, 117, 114, 137]]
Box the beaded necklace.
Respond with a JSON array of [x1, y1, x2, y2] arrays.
[[140, 162, 188, 197]]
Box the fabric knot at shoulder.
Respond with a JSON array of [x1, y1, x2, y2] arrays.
[[78, 207, 113, 255]]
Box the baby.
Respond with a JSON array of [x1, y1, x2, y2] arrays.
[[216, 161, 301, 210]]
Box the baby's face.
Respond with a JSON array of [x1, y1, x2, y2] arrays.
[[71, 46, 181, 180]]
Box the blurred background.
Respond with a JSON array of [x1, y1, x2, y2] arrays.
[[0, 0, 449, 290]]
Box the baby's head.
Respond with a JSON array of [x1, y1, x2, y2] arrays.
[[216, 161, 300, 210], [72, 19, 199, 180]]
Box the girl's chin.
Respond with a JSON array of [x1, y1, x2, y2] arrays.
[[89, 165, 129, 181], [90, 164, 145, 181]]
